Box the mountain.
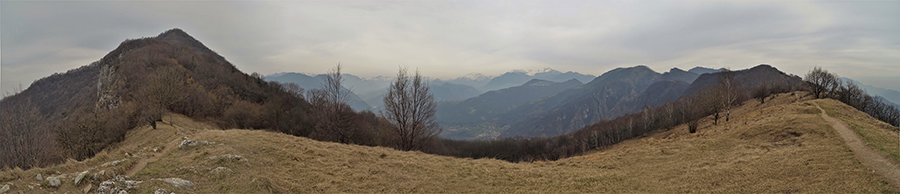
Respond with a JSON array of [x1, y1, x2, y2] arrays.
[[842, 78, 900, 105], [431, 82, 481, 102], [437, 79, 582, 127], [688, 66, 722, 75], [498, 66, 671, 137], [0, 28, 317, 168], [441, 73, 493, 89], [608, 80, 692, 114], [660, 67, 700, 83], [479, 68, 595, 92], [264, 73, 373, 111], [682, 64, 804, 98]]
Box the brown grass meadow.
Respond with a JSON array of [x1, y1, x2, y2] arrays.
[[2, 92, 897, 193]]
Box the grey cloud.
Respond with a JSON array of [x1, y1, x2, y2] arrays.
[[2, 1, 898, 94]]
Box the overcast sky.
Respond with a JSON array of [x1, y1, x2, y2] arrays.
[[2, 0, 899, 94]]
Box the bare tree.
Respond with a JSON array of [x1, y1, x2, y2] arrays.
[[313, 64, 357, 143], [717, 69, 739, 122], [0, 94, 60, 169], [324, 64, 348, 106], [804, 66, 838, 99], [753, 82, 770, 104], [383, 67, 441, 151]]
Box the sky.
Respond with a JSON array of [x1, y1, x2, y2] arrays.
[[2, 0, 899, 94]]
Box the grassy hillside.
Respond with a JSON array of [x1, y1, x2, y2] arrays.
[[2, 93, 897, 193], [819, 99, 900, 161]]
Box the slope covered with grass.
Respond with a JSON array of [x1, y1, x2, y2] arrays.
[[1, 92, 896, 193]]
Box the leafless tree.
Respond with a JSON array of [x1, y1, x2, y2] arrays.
[[324, 64, 349, 106], [313, 64, 357, 143], [383, 67, 441, 151], [804, 66, 839, 99], [717, 69, 739, 122], [753, 83, 770, 103], [0, 94, 60, 169]]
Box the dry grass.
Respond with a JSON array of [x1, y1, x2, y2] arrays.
[[818, 99, 900, 161], [2, 92, 897, 193]]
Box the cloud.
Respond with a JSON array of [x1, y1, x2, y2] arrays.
[[2, 0, 898, 94]]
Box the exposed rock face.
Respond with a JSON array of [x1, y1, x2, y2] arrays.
[[47, 177, 61, 187], [96, 63, 121, 110], [155, 178, 193, 187]]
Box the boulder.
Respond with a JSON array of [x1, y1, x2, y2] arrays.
[[35, 174, 43, 181], [74, 170, 89, 185], [1, 184, 10, 194], [155, 178, 193, 187], [97, 176, 141, 194], [178, 140, 198, 148], [154, 189, 168, 194], [47, 176, 61, 187], [210, 167, 232, 174], [97, 181, 116, 194]]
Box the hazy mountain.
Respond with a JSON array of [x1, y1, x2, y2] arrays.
[[688, 66, 722, 75], [497, 66, 667, 137], [660, 67, 700, 83], [340, 74, 392, 96], [842, 78, 900, 105], [438, 79, 583, 139], [608, 80, 692, 115], [479, 68, 595, 92], [264, 73, 373, 111], [432, 82, 481, 102], [682, 64, 803, 98], [437, 79, 583, 125], [440, 73, 493, 89]]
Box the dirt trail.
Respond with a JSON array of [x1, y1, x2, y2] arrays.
[[125, 121, 190, 177], [815, 103, 900, 188]]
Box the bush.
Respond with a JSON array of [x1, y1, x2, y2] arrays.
[[688, 120, 699, 133]]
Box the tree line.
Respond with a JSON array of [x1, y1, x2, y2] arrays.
[[804, 67, 900, 126]]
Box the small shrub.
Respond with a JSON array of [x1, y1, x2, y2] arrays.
[[688, 120, 699, 134]]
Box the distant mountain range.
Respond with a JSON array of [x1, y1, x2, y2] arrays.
[[437, 79, 583, 139], [265, 64, 812, 139], [841, 77, 900, 106], [266, 68, 595, 110], [496, 66, 700, 138], [263, 73, 373, 111], [478, 68, 595, 92]]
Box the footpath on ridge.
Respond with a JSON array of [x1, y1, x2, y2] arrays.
[[816, 103, 900, 189]]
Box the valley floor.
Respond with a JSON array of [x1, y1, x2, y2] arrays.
[[2, 92, 898, 193]]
